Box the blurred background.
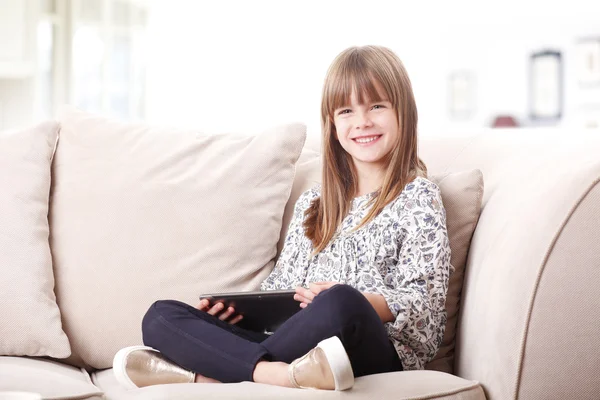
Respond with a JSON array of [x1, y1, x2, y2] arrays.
[[1, 0, 599, 142]]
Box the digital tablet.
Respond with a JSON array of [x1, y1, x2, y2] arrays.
[[199, 289, 300, 333]]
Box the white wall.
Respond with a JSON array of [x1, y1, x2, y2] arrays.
[[145, 0, 600, 142], [0, 0, 38, 130], [0, 80, 35, 130]]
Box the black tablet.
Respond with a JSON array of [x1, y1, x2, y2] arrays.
[[199, 289, 300, 333]]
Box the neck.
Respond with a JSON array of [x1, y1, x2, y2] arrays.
[[354, 162, 385, 197]]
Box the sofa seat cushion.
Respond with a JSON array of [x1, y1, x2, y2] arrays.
[[92, 369, 485, 400], [0, 356, 102, 399]]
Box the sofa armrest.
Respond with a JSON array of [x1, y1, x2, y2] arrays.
[[455, 155, 600, 400]]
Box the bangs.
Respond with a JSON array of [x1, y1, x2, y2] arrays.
[[325, 54, 391, 115]]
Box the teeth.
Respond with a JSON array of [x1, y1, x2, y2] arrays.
[[355, 136, 379, 144]]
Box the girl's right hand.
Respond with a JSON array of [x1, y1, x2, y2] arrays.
[[196, 299, 244, 325]]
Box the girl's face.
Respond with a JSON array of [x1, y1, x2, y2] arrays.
[[333, 89, 399, 172]]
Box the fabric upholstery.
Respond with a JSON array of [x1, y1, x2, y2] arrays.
[[419, 129, 600, 400], [0, 356, 101, 399], [517, 181, 600, 399], [92, 368, 484, 400], [0, 122, 70, 358], [50, 108, 306, 369], [424, 169, 484, 373]]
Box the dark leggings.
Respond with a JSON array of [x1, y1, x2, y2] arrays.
[[141, 284, 403, 383]]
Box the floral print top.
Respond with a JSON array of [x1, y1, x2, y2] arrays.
[[260, 177, 453, 371]]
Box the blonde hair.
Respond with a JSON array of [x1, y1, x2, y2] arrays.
[[304, 45, 427, 256]]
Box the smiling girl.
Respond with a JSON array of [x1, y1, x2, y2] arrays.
[[113, 45, 452, 392]]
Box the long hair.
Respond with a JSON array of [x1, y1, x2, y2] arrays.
[[304, 45, 427, 256]]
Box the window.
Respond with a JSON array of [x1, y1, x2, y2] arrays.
[[36, 0, 148, 120], [35, 0, 64, 120]]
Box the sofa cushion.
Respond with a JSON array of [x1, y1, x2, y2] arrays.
[[278, 152, 483, 374], [424, 169, 484, 373], [92, 368, 484, 400], [276, 148, 321, 257], [0, 357, 102, 399], [50, 108, 306, 369], [0, 122, 71, 358]]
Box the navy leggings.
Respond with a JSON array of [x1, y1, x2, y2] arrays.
[[141, 284, 403, 383]]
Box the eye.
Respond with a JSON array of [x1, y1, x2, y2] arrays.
[[372, 104, 385, 110], [337, 109, 352, 115]]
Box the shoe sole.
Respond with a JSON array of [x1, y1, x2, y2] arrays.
[[113, 345, 156, 390], [317, 337, 354, 390]]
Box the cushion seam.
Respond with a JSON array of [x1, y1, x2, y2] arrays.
[[405, 380, 483, 400]]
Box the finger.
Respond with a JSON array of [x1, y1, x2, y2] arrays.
[[218, 306, 235, 321], [207, 302, 224, 316], [299, 302, 308, 308], [196, 299, 210, 311], [229, 314, 243, 325], [295, 287, 314, 303], [301, 290, 315, 303], [301, 287, 316, 301], [294, 293, 312, 304], [309, 282, 324, 295]]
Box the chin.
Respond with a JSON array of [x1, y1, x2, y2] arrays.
[[353, 156, 386, 165]]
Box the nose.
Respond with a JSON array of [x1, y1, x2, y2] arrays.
[[355, 111, 373, 130]]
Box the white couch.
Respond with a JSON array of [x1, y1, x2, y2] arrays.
[[2, 109, 600, 400]]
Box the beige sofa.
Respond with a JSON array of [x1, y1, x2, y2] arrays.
[[2, 109, 600, 400]]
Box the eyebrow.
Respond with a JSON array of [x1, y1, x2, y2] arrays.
[[335, 99, 391, 109]]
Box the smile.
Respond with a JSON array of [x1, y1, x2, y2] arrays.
[[353, 135, 382, 145]]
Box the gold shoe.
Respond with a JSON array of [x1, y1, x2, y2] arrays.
[[288, 337, 354, 391], [113, 346, 195, 389]]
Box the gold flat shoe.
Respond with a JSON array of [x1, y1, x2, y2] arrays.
[[113, 345, 195, 389], [288, 336, 354, 391]]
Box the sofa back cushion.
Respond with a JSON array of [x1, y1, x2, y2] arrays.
[[50, 108, 306, 369], [422, 169, 484, 373], [0, 122, 71, 358], [278, 150, 483, 374]]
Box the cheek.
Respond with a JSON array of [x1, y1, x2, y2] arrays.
[[334, 120, 351, 139], [377, 113, 397, 129]]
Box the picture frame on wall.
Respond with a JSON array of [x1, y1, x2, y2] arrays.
[[529, 50, 562, 121], [575, 37, 600, 87], [447, 71, 476, 119]]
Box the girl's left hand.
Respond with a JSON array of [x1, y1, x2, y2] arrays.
[[294, 281, 340, 308]]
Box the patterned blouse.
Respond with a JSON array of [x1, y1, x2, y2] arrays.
[[260, 177, 453, 371]]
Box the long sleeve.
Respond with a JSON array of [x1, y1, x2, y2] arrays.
[[260, 187, 319, 291], [371, 181, 452, 370]]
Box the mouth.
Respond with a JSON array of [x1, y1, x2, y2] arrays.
[[352, 135, 382, 146]]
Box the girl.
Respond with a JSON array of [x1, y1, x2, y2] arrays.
[[113, 45, 451, 391]]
